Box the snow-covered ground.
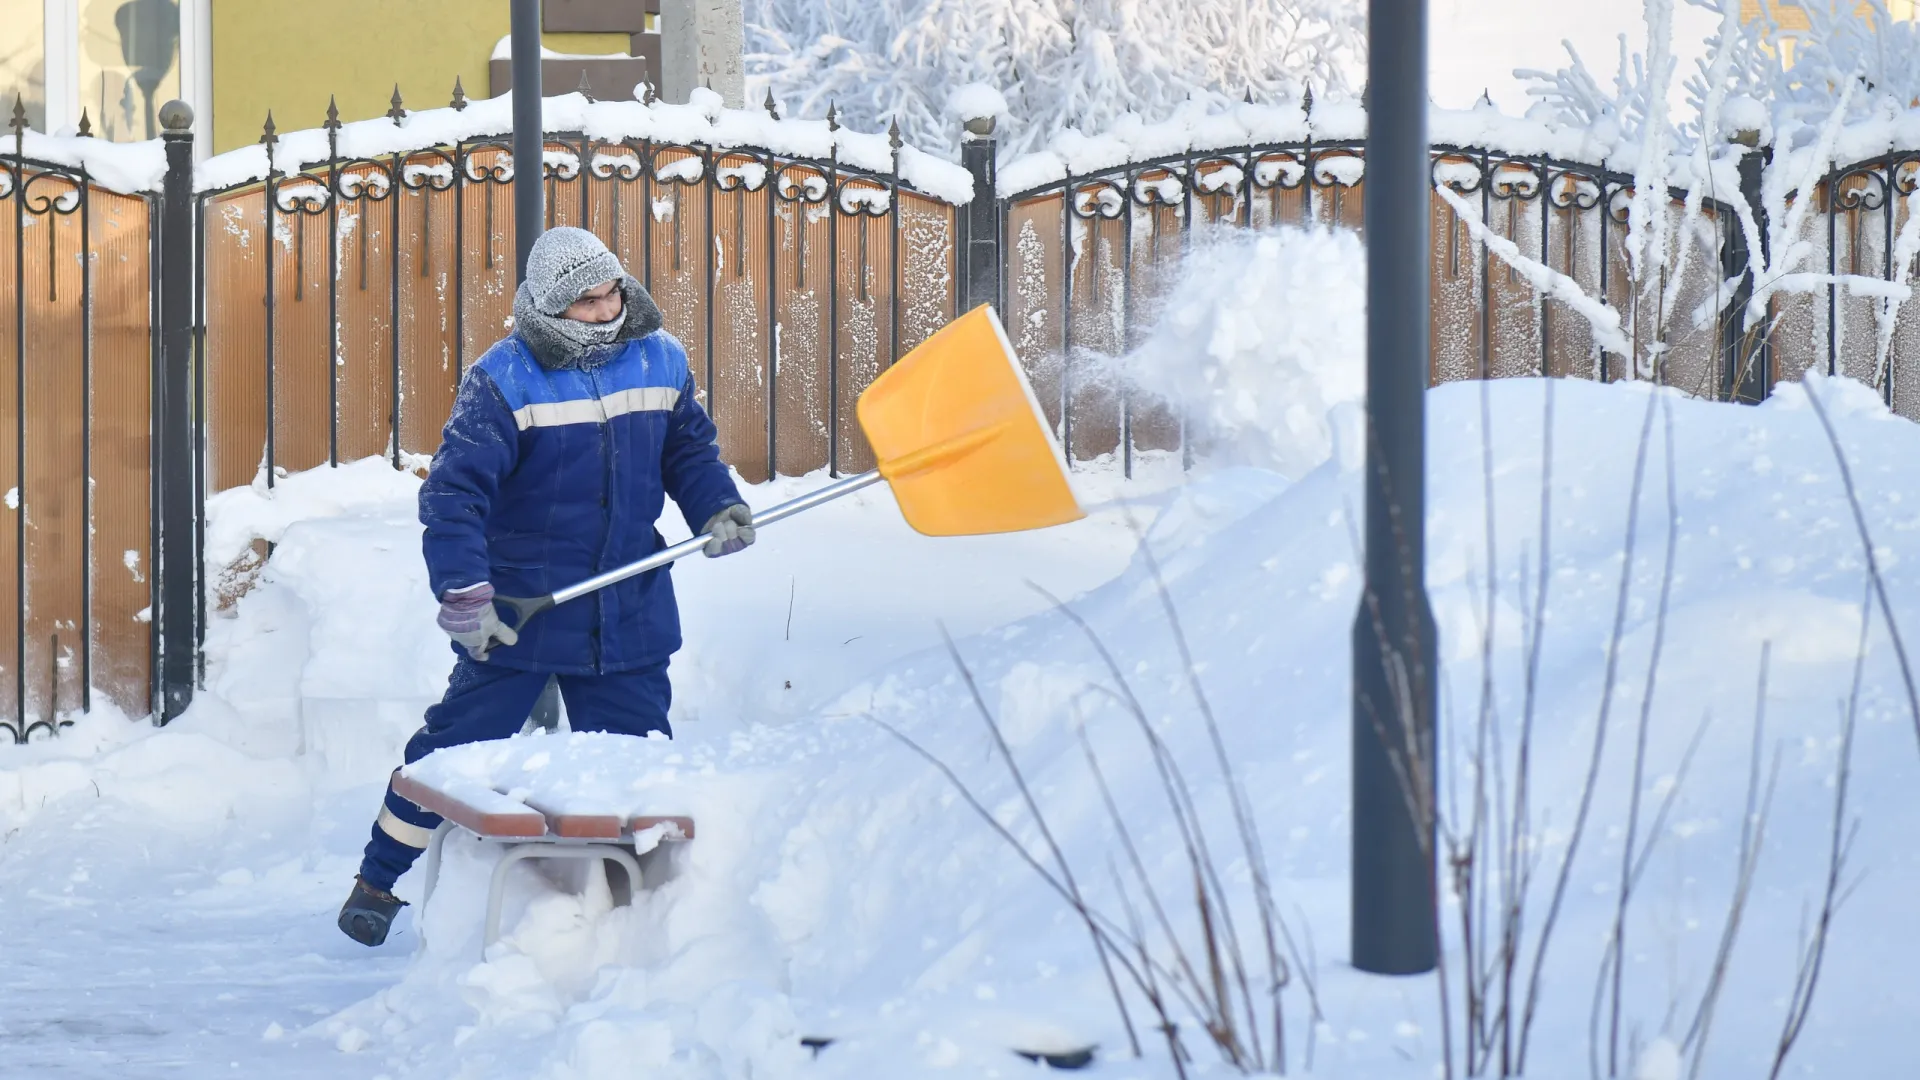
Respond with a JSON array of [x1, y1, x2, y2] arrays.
[[5, 227, 1920, 1077]]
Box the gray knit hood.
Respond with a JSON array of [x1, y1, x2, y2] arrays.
[[512, 226, 663, 370]]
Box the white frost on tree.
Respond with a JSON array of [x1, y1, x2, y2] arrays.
[[741, 0, 1365, 159]]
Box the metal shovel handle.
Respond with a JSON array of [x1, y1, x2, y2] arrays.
[[494, 469, 884, 634]]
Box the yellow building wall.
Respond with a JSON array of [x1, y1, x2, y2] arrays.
[[211, 1, 626, 153]]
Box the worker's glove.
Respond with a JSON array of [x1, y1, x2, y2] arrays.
[[702, 504, 756, 558], [438, 582, 519, 661]]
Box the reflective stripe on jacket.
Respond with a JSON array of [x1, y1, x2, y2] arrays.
[[419, 330, 741, 674]]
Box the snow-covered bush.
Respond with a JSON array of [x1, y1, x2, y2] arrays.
[[741, 0, 1365, 159]]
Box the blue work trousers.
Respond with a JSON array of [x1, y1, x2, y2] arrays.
[[357, 657, 672, 892]]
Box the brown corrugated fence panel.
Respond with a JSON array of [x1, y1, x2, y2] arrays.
[[771, 165, 832, 476], [461, 152, 517, 366], [20, 176, 86, 727], [0, 190, 18, 728], [1065, 201, 1123, 462], [831, 185, 893, 476], [1834, 181, 1884, 389], [1005, 194, 1065, 440], [709, 156, 772, 484], [1431, 185, 1483, 383], [1891, 182, 1920, 420], [89, 189, 152, 718], [1486, 188, 1543, 380], [545, 144, 587, 231], [647, 151, 712, 412], [203, 188, 268, 493], [270, 184, 332, 475], [1603, 209, 1633, 380], [1769, 188, 1824, 390], [397, 172, 460, 459], [1314, 158, 1364, 233], [1542, 188, 1601, 381], [895, 193, 955, 357], [336, 170, 398, 464]]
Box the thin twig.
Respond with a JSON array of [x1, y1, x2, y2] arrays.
[[1517, 383, 1664, 1071], [1683, 643, 1779, 1076], [862, 712, 1149, 1055], [1768, 582, 1868, 1079], [1606, 396, 1683, 1076], [939, 625, 1143, 1057], [1124, 513, 1291, 1071], [1799, 375, 1920, 751]]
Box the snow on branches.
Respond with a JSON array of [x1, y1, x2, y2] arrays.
[[741, 0, 1365, 160]]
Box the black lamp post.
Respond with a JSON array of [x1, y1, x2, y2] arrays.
[[1350, 0, 1439, 976], [511, 0, 544, 283]]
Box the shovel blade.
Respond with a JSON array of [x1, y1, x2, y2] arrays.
[[857, 305, 1083, 536]]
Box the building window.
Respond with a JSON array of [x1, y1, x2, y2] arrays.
[[79, 0, 179, 141], [1, 1, 47, 132]]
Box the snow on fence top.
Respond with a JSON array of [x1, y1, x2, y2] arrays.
[[1, 88, 974, 204], [6, 129, 171, 195], [994, 94, 1758, 198], [195, 88, 976, 204], [26, 86, 1920, 206]]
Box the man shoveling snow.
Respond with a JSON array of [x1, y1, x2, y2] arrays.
[[338, 227, 755, 947]]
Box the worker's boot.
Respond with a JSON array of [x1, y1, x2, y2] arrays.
[[337, 876, 408, 947]]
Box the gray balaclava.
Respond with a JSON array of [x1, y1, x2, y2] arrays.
[[513, 226, 663, 370]]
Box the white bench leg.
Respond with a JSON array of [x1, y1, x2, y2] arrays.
[[483, 843, 645, 950], [416, 819, 456, 943]]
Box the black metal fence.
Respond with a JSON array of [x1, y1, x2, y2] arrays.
[[4, 87, 1911, 739], [0, 105, 159, 742], [196, 91, 958, 506]]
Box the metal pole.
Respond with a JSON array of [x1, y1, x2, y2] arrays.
[[1351, 0, 1438, 976], [157, 100, 197, 723], [511, 0, 544, 282]]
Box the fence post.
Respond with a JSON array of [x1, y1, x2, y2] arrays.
[[1723, 132, 1771, 403], [155, 100, 197, 723], [959, 113, 1001, 313]]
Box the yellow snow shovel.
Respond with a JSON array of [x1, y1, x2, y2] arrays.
[[497, 305, 1083, 630]]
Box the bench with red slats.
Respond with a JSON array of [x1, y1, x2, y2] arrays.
[[391, 771, 695, 843]]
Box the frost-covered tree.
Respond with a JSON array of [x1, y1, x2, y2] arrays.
[[741, 0, 1365, 159], [1518, 0, 1920, 156]]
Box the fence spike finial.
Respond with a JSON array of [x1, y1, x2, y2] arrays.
[[324, 95, 341, 131], [827, 101, 838, 132], [260, 110, 277, 150], [576, 69, 595, 102], [451, 76, 468, 111], [77, 108, 92, 138], [888, 116, 901, 151], [9, 94, 25, 143], [387, 84, 407, 126], [1244, 87, 1254, 105], [764, 87, 778, 119], [1302, 84, 1314, 116]]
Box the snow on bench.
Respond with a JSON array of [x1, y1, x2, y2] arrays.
[[396, 731, 696, 845]]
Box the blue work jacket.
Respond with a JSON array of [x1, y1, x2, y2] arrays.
[[419, 331, 742, 674]]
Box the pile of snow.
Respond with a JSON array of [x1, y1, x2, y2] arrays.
[[6, 227, 1920, 1075], [299, 375, 1920, 1077], [1122, 226, 1365, 479]]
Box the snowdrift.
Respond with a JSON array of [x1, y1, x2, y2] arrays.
[[3, 226, 1919, 1077]]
